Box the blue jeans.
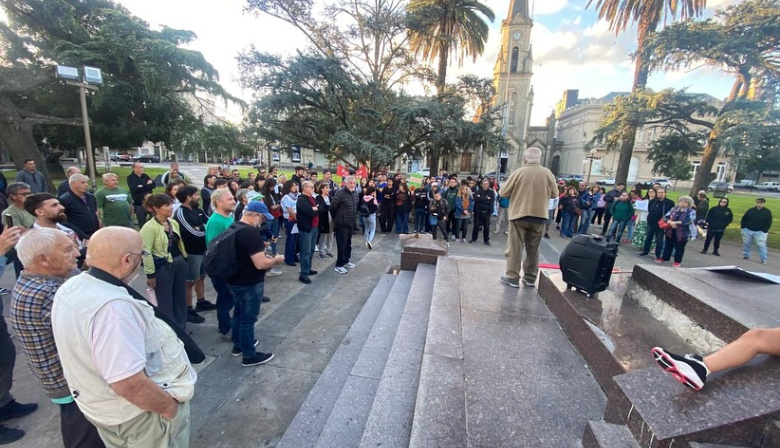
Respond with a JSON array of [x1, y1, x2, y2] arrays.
[[414, 208, 427, 233], [364, 213, 376, 244], [227, 282, 263, 358], [742, 228, 768, 262], [211, 277, 233, 335], [579, 209, 594, 234], [560, 211, 576, 237], [299, 229, 318, 278], [396, 212, 409, 234], [607, 220, 628, 242], [284, 219, 298, 265], [268, 218, 281, 255]]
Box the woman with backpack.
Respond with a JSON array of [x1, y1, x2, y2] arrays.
[[360, 186, 378, 250]]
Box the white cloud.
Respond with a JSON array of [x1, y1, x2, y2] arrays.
[[533, 0, 568, 16]]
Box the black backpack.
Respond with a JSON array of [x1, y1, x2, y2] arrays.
[[358, 202, 371, 217], [204, 223, 246, 279]]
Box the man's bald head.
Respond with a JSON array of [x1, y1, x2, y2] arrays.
[[87, 227, 143, 272]]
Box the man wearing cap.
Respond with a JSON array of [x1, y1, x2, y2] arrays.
[[227, 201, 284, 366]]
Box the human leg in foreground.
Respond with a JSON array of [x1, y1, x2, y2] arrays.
[[652, 327, 780, 391]]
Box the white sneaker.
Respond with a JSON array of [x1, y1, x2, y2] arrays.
[[267, 268, 283, 277], [345, 262, 356, 269], [335, 266, 348, 274], [314, 246, 319, 252]]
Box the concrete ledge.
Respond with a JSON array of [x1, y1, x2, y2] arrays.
[[582, 421, 640, 448], [400, 234, 447, 271]]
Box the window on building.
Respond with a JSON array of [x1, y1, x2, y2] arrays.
[[510, 47, 519, 73]]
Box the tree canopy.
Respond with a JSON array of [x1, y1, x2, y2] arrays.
[[0, 0, 237, 186]]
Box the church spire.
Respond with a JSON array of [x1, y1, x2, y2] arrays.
[[507, 0, 530, 21]]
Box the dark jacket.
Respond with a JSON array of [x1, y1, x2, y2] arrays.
[[316, 195, 331, 233], [360, 195, 378, 215], [603, 188, 622, 205], [696, 198, 709, 222], [647, 198, 675, 224], [296, 194, 319, 233], [609, 199, 634, 221], [428, 198, 449, 218], [127, 172, 156, 205], [413, 189, 429, 210], [741, 207, 773, 233], [473, 187, 495, 214], [560, 195, 580, 214], [705, 206, 733, 232], [330, 187, 358, 228], [59, 191, 100, 236], [380, 187, 395, 207], [16, 170, 46, 193], [394, 190, 412, 214], [57, 180, 71, 198]]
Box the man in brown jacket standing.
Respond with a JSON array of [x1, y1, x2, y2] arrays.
[[498, 146, 558, 288]]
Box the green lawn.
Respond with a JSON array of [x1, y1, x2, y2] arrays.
[[3, 167, 168, 195], [666, 189, 780, 249]]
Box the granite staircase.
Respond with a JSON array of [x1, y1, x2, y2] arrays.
[[278, 255, 607, 447], [540, 263, 780, 448]]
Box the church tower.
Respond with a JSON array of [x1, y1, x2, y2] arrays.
[[491, 0, 534, 174]]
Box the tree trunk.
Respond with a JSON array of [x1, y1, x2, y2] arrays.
[[0, 105, 57, 193], [615, 18, 656, 187]]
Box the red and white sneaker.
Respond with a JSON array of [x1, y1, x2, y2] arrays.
[[651, 347, 709, 391]]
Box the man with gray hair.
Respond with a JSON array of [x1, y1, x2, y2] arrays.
[[2, 182, 35, 229], [95, 173, 133, 228], [52, 227, 197, 447], [10, 228, 104, 447], [498, 146, 558, 288], [330, 176, 358, 274], [59, 173, 100, 237], [58, 166, 82, 197]]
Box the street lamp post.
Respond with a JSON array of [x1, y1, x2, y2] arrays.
[[586, 148, 598, 184], [56, 65, 102, 189]]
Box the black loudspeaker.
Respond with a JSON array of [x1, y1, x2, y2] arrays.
[[559, 234, 619, 297]]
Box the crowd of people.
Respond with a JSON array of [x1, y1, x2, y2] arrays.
[[546, 179, 773, 267], [0, 155, 774, 447]]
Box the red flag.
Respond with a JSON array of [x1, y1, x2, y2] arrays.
[[336, 164, 349, 178], [356, 165, 368, 179]]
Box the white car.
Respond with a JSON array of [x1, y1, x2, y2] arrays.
[[597, 176, 615, 186], [757, 182, 780, 192]]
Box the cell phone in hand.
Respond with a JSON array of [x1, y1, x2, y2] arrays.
[[4, 216, 12, 229]]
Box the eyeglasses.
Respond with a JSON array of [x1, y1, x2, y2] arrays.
[[127, 250, 151, 257]]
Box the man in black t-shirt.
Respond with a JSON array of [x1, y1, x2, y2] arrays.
[[127, 162, 156, 227], [226, 201, 284, 367], [174, 186, 217, 325]]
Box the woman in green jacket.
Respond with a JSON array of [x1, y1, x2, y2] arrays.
[[606, 192, 634, 243], [140, 193, 189, 329]]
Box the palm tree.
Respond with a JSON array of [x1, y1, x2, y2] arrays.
[[407, 0, 495, 174], [587, 0, 706, 185]]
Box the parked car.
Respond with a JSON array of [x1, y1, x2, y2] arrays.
[[707, 181, 734, 193], [482, 171, 507, 181], [236, 158, 251, 165], [757, 182, 780, 192], [596, 176, 615, 186], [248, 158, 261, 166], [637, 178, 672, 190], [557, 174, 585, 183], [117, 154, 132, 161], [132, 154, 160, 163], [736, 180, 756, 189]]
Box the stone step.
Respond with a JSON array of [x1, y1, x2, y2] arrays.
[[359, 264, 436, 447], [629, 264, 780, 353], [606, 356, 780, 448], [276, 273, 399, 448], [409, 257, 466, 448], [582, 421, 640, 448], [411, 256, 605, 447], [688, 443, 752, 448], [539, 269, 694, 398], [312, 271, 415, 447]]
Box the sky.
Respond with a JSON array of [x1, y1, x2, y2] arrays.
[[3, 0, 743, 125]]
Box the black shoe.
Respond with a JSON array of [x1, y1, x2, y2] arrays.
[[262, 296, 271, 303], [0, 400, 37, 422], [299, 276, 312, 284], [308, 270, 318, 275], [468, 240, 475, 244], [484, 241, 490, 246], [0, 425, 24, 444], [713, 251, 720, 256], [638, 252, 649, 256], [195, 300, 217, 311], [700, 250, 707, 254], [231, 340, 259, 357], [242, 352, 275, 367], [543, 233, 550, 239], [187, 308, 205, 324]]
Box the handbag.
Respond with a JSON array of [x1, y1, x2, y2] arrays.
[[658, 217, 671, 230], [596, 199, 606, 208], [498, 197, 509, 208]]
